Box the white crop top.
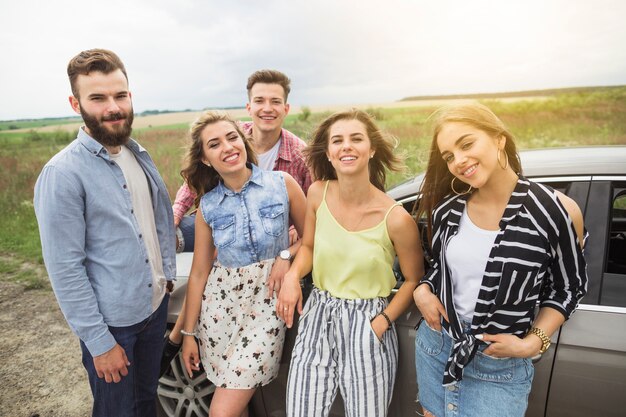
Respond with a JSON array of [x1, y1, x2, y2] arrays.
[[445, 208, 499, 321]]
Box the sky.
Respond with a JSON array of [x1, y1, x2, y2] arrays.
[[1, 0, 625, 120]]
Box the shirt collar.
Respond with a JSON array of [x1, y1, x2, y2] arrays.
[[241, 121, 292, 162], [446, 175, 530, 229], [499, 176, 530, 229], [214, 163, 265, 202], [446, 193, 469, 227], [77, 127, 106, 156]]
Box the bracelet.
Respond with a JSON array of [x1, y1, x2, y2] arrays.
[[180, 329, 197, 337], [379, 311, 393, 328], [528, 327, 551, 354]]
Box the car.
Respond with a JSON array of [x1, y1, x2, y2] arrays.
[[158, 145, 626, 417]]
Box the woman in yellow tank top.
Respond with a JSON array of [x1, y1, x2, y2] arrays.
[[277, 109, 424, 417]]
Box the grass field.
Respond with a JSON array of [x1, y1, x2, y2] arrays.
[[0, 116, 81, 131], [1, 87, 625, 288]]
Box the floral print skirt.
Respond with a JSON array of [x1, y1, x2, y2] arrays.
[[197, 258, 286, 389]]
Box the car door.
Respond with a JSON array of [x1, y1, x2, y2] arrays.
[[545, 177, 626, 417], [517, 177, 590, 417], [390, 180, 590, 417]]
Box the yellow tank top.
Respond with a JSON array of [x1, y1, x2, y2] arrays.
[[312, 181, 399, 299]]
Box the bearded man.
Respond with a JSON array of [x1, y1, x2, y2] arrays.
[[34, 48, 176, 417]]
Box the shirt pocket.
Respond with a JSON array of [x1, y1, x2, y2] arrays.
[[211, 215, 236, 248], [494, 263, 542, 306], [259, 203, 285, 237]]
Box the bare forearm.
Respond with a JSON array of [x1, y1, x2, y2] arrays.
[[522, 306, 566, 355], [286, 239, 302, 261], [480, 306, 567, 358], [384, 280, 418, 322], [287, 245, 313, 281], [182, 275, 207, 333]]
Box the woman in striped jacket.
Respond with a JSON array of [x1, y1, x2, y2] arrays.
[[412, 102, 587, 417]]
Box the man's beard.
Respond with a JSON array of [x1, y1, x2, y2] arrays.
[[81, 107, 134, 148]]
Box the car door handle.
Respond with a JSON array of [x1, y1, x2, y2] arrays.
[[531, 353, 543, 363]]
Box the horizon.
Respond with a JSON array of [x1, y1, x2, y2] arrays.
[[2, 84, 623, 123]]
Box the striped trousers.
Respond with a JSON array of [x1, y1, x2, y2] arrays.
[[286, 288, 398, 417]]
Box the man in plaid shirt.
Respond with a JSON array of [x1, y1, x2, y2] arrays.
[[172, 70, 311, 252], [161, 70, 312, 374]]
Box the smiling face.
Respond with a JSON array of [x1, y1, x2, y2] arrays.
[[201, 120, 248, 176], [69, 69, 134, 147], [246, 83, 290, 135], [326, 119, 374, 175], [436, 121, 505, 190]]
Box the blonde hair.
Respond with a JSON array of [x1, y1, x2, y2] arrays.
[[417, 101, 522, 245]]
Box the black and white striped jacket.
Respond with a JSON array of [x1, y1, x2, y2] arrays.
[[420, 176, 588, 385]]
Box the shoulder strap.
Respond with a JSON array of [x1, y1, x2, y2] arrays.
[[383, 202, 402, 222], [322, 180, 330, 202]]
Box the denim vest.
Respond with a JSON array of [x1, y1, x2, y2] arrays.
[[200, 165, 289, 268]]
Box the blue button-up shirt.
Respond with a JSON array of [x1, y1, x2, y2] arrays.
[[200, 165, 289, 268], [34, 128, 176, 356]]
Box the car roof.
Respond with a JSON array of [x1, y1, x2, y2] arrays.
[[387, 146, 626, 200]]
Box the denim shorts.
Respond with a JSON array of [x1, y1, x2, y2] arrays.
[[414, 319, 534, 417]]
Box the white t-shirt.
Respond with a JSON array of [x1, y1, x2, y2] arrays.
[[110, 146, 166, 311], [256, 138, 281, 171], [446, 207, 499, 321]]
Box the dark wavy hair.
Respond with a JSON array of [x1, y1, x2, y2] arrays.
[[416, 101, 522, 246], [304, 109, 404, 191], [180, 111, 257, 206]]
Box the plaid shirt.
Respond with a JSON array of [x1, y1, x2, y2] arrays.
[[172, 122, 312, 222]]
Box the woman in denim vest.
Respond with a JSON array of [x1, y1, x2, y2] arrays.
[[180, 111, 306, 416]]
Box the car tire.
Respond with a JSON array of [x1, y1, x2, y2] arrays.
[[157, 350, 215, 417]]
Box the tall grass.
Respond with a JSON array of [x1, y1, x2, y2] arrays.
[[1, 87, 625, 274]]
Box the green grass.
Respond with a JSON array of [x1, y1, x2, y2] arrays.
[[137, 123, 191, 131], [1, 86, 625, 279], [0, 117, 81, 131], [0, 129, 74, 149], [0, 256, 48, 290]]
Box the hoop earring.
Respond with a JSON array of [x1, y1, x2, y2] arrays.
[[451, 177, 472, 195], [497, 149, 509, 170]]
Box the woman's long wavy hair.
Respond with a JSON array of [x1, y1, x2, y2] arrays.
[[416, 102, 522, 247], [304, 109, 404, 191], [180, 111, 257, 206]]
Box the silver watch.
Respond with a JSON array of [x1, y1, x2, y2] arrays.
[[279, 249, 292, 261]]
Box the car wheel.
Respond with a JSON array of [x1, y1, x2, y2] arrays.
[[157, 351, 215, 416]]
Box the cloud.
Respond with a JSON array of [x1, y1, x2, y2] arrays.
[[1, 0, 625, 119]]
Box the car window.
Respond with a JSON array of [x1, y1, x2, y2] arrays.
[[600, 184, 626, 307], [607, 192, 626, 274], [540, 181, 569, 194]]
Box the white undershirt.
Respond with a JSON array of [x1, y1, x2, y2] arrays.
[[446, 207, 499, 321], [110, 146, 166, 311], [256, 137, 281, 171]]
